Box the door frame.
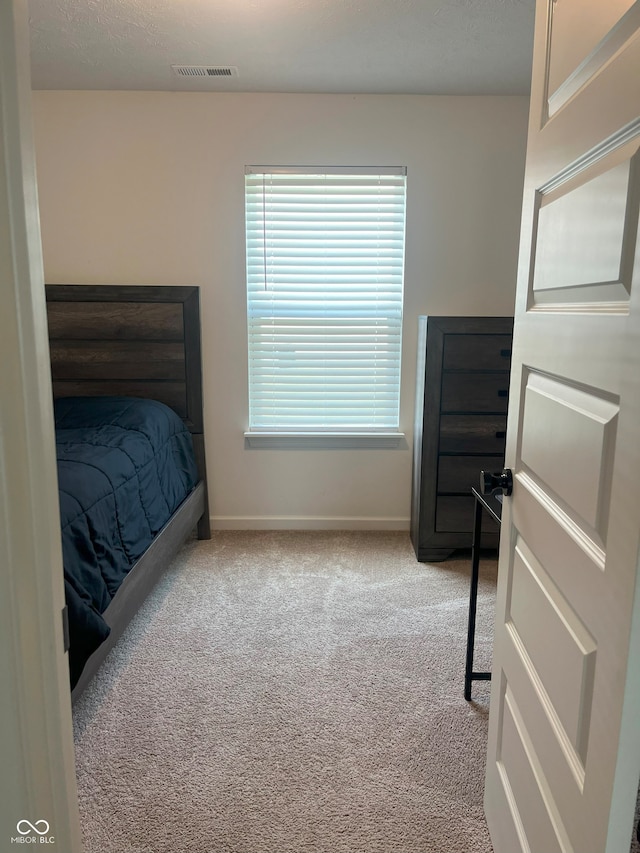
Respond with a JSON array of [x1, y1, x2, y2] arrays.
[[0, 1, 81, 849]]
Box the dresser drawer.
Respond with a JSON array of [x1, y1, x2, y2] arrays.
[[439, 415, 507, 453], [443, 334, 512, 371], [438, 455, 505, 494], [436, 496, 500, 533], [439, 415, 507, 456], [441, 373, 510, 413]]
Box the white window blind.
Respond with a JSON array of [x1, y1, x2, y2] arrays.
[[245, 166, 407, 432]]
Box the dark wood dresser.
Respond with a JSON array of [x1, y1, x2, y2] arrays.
[[410, 316, 513, 562]]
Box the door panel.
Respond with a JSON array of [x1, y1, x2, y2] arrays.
[[548, 0, 634, 93], [508, 538, 597, 760], [500, 619, 591, 830], [519, 371, 618, 539], [533, 151, 638, 302], [484, 2, 640, 852], [547, 0, 638, 117], [497, 683, 567, 853]]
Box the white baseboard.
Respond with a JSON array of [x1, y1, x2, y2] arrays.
[[210, 515, 410, 531]]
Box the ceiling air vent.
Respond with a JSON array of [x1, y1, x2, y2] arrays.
[[172, 65, 239, 78]]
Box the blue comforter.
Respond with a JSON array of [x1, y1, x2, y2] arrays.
[[55, 397, 198, 687]]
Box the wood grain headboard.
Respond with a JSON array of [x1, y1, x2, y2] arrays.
[[45, 285, 203, 431], [45, 285, 208, 494]]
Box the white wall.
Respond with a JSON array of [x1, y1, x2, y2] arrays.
[[32, 91, 528, 529]]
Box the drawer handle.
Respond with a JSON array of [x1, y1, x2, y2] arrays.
[[497, 389, 508, 398], [500, 349, 512, 357], [495, 430, 506, 439]]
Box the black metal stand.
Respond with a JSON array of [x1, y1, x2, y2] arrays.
[[464, 486, 502, 701]]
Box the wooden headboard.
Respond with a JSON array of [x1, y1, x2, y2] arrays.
[[45, 285, 208, 500], [45, 285, 203, 430]]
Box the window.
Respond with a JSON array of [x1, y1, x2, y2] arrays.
[[244, 166, 406, 445]]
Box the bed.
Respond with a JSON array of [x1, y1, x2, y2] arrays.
[[46, 284, 211, 702]]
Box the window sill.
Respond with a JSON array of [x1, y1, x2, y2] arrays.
[[244, 431, 406, 449]]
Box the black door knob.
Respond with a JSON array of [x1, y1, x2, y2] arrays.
[[481, 468, 513, 497]]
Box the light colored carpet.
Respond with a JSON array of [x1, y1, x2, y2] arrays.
[[73, 531, 497, 853]]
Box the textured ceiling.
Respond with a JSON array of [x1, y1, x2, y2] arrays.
[[28, 0, 535, 95]]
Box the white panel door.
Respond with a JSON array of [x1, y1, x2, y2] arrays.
[[484, 2, 640, 852], [0, 1, 81, 850]]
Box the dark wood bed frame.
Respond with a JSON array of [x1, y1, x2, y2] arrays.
[[45, 284, 211, 703]]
